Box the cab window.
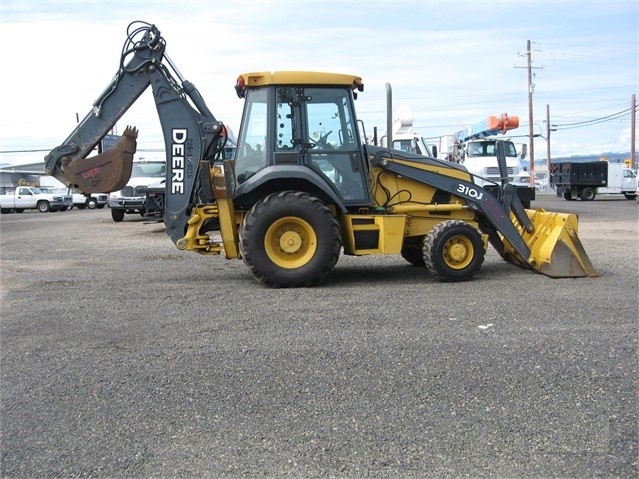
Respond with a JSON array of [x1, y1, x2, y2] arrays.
[[235, 88, 268, 183]]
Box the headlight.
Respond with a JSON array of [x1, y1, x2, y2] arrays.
[[109, 190, 122, 199]]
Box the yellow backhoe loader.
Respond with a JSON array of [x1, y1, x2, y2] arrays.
[[44, 21, 596, 287]]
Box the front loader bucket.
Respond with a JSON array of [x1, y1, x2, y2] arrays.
[[64, 126, 138, 194], [511, 208, 597, 278]]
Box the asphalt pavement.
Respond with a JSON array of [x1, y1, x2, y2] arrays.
[[1, 194, 637, 478]]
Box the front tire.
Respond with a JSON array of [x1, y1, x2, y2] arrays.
[[111, 208, 125, 222], [423, 220, 485, 282], [37, 201, 50, 213], [240, 191, 341, 288]]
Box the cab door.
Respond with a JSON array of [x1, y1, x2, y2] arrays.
[[622, 168, 636, 191], [15, 187, 35, 208], [302, 87, 370, 206]]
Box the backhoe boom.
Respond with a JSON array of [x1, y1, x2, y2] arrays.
[[44, 21, 226, 245]]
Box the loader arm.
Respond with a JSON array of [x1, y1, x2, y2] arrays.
[[44, 21, 226, 245], [370, 149, 532, 260], [369, 148, 597, 278]]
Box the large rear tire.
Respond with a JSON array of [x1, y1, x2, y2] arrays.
[[240, 191, 341, 288], [423, 220, 485, 282]]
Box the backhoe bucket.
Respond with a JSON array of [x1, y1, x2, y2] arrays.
[[510, 209, 597, 278], [64, 126, 138, 194]]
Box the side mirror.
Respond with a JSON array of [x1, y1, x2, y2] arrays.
[[432, 145, 438, 158], [521, 143, 528, 159]]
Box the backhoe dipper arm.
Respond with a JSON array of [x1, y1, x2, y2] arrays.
[[44, 21, 226, 244], [44, 22, 167, 187]]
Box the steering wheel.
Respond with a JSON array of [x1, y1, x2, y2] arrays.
[[309, 130, 333, 148]]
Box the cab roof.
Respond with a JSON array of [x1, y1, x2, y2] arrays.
[[237, 71, 363, 89]]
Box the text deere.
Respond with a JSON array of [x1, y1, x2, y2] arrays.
[[171, 128, 187, 194]]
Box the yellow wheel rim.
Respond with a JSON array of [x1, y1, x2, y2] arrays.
[[264, 216, 317, 269], [443, 235, 474, 270]]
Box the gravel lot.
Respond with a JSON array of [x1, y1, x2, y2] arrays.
[[1, 194, 637, 478]]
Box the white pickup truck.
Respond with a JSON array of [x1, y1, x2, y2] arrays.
[[108, 159, 166, 222], [40, 187, 108, 210], [0, 186, 73, 213]]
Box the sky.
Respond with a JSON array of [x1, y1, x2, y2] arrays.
[[0, 0, 637, 168]]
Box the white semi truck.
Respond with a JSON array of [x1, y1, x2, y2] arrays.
[[439, 113, 535, 208]]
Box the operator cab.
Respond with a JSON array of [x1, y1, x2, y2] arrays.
[[232, 72, 370, 206]]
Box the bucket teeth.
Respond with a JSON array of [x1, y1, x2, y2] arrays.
[[63, 126, 138, 194]]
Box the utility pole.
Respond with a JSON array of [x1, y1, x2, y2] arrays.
[[515, 41, 543, 187], [631, 94, 636, 169], [527, 40, 534, 187], [386, 83, 393, 146], [546, 104, 551, 188]]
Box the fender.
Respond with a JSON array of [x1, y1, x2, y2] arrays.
[[233, 164, 347, 212]]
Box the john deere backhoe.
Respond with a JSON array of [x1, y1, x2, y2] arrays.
[[44, 21, 596, 287]]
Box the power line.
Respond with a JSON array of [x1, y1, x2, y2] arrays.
[[552, 106, 636, 130]]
